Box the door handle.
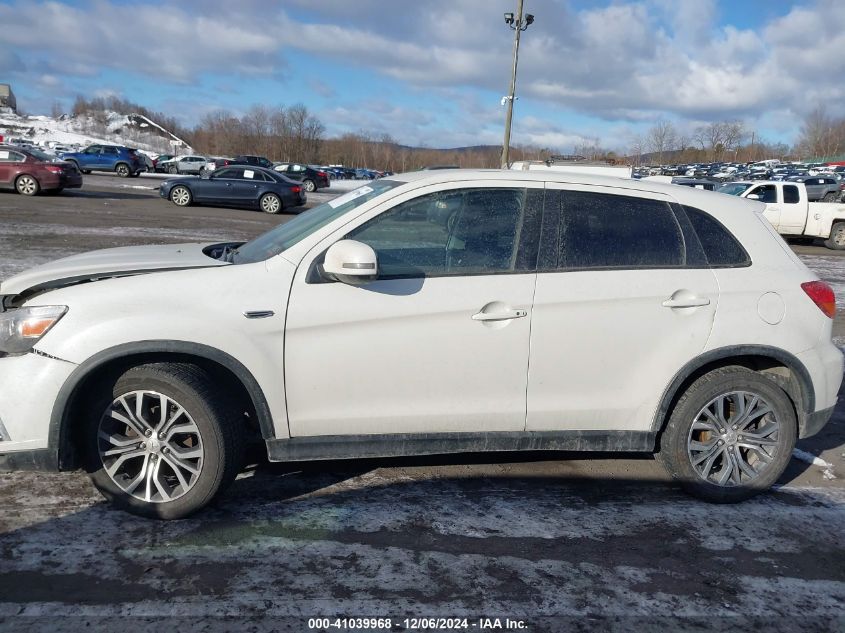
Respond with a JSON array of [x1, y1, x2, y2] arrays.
[[662, 297, 710, 308], [472, 309, 528, 322]]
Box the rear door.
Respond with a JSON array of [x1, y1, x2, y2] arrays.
[[0, 149, 23, 186], [526, 185, 719, 434], [776, 184, 807, 235]]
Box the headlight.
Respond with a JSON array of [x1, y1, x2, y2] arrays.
[[0, 306, 68, 355]]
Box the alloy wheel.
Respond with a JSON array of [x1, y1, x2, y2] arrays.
[[171, 187, 190, 206], [261, 194, 281, 213], [687, 390, 780, 487], [833, 226, 845, 247], [16, 175, 38, 195], [97, 390, 204, 503]]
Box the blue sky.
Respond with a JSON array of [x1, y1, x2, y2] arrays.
[[0, 0, 842, 152]]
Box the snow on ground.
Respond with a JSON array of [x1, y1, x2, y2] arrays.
[[0, 110, 189, 154]]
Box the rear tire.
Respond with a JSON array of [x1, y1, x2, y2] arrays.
[[115, 163, 130, 178], [303, 179, 316, 192], [168, 165, 178, 174], [15, 174, 40, 196], [822, 192, 837, 203], [824, 222, 845, 250], [657, 366, 797, 503], [82, 363, 245, 520]]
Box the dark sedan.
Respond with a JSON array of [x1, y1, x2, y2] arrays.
[[0, 144, 82, 195], [159, 166, 306, 213]]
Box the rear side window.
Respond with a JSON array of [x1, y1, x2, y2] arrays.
[[554, 191, 685, 269], [783, 185, 800, 204], [0, 150, 24, 162], [683, 206, 750, 267]]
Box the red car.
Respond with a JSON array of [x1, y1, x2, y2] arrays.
[[0, 144, 83, 195]]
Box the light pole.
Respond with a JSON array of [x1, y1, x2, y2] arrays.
[[501, 1, 534, 169]]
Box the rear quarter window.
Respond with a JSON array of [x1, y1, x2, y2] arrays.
[[683, 206, 751, 267]]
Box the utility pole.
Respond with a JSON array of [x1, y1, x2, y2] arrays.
[[501, 2, 534, 169]]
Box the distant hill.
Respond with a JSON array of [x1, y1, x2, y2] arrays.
[[0, 110, 192, 154]]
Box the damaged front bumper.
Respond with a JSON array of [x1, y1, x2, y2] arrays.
[[0, 351, 77, 472]]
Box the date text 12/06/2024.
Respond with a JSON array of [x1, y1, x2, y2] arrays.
[[307, 617, 529, 630]]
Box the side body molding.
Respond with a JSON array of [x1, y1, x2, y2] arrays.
[[50, 340, 276, 468]]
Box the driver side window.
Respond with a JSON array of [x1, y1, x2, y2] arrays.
[[750, 184, 777, 204], [346, 188, 527, 278]]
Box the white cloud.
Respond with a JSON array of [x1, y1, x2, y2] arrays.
[[1, 0, 843, 148]]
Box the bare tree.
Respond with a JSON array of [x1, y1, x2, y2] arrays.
[[797, 106, 844, 160], [646, 119, 678, 164]]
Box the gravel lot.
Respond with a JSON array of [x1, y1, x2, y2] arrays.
[[0, 174, 843, 631]]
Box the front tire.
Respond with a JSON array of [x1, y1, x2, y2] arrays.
[[170, 185, 192, 207], [824, 222, 845, 250], [260, 192, 282, 214], [15, 174, 40, 196], [657, 367, 796, 503], [82, 363, 244, 519], [822, 192, 837, 203]]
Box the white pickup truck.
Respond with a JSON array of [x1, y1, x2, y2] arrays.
[[718, 180, 845, 250]]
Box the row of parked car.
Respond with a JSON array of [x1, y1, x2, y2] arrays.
[[153, 153, 391, 188], [635, 160, 845, 202]]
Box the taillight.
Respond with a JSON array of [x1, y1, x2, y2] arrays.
[[317, 171, 327, 177], [45, 165, 63, 173], [291, 186, 302, 193], [802, 281, 836, 318]]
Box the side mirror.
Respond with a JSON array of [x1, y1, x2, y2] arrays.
[[322, 240, 378, 285], [746, 193, 761, 200]]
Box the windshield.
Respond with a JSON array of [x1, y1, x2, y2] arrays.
[[233, 179, 403, 263], [717, 183, 753, 196]]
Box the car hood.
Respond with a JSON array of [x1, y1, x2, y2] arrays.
[[0, 242, 227, 298]]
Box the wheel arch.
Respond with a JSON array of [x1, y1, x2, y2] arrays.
[[652, 345, 814, 444], [51, 341, 276, 470]]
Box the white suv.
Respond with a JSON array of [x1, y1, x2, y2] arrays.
[[0, 170, 841, 518]]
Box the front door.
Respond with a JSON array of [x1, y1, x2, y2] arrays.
[[746, 184, 781, 229], [284, 183, 544, 437], [526, 185, 719, 433]]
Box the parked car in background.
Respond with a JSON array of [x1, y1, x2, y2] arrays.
[[205, 157, 234, 172], [671, 178, 718, 191], [0, 144, 83, 195], [718, 180, 845, 249], [0, 170, 841, 518], [58, 144, 146, 177], [158, 155, 208, 175], [273, 162, 330, 191], [153, 154, 174, 173], [159, 165, 305, 213], [788, 176, 841, 202], [232, 155, 275, 170]]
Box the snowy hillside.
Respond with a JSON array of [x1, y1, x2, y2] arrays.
[[0, 110, 192, 154]]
